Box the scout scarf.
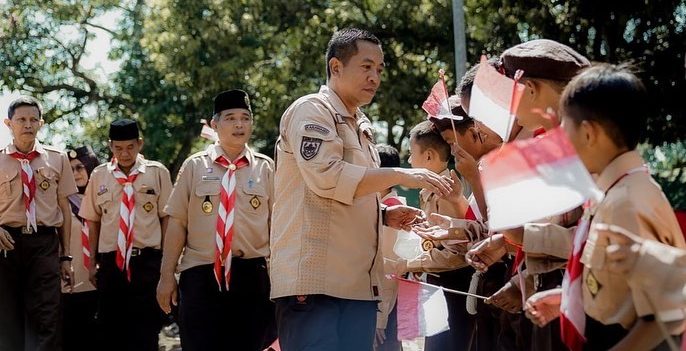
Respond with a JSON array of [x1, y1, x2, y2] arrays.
[[112, 160, 142, 280], [9, 150, 40, 232], [213, 154, 249, 290]]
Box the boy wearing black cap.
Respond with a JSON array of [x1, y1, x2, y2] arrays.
[[158, 89, 277, 351], [80, 119, 173, 351], [62, 145, 100, 351]]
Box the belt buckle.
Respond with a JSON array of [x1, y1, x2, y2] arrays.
[[21, 226, 34, 235], [130, 248, 141, 257]]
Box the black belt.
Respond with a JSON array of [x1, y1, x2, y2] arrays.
[[1, 225, 56, 235], [98, 247, 161, 259]]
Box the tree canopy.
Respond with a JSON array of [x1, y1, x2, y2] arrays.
[[2, 0, 684, 176]]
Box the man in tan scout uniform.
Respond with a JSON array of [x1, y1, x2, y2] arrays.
[[157, 89, 276, 351], [271, 27, 452, 351], [80, 119, 172, 351], [0, 96, 77, 351]]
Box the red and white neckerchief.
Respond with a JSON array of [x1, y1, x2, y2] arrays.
[[214, 154, 249, 290], [81, 219, 91, 269], [112, 160, 142, 280], [9, 150, 40, 232], [560, 165, 648, 351]]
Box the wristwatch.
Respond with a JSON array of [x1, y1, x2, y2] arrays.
[[381, 205, 388, 226], [59, 255, 73, 262]]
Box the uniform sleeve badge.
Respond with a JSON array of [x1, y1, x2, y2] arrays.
[[300, 136, 323, 161], [421, 239, 435, 251]]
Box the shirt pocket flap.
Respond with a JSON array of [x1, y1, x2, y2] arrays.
[[37, 166, 59, 180], [0, 167, 18, 183], [195, 181, 220, 196], [299, 121, 336, 141], [95, 191, 113, 205], [241, 184, 267, 197]]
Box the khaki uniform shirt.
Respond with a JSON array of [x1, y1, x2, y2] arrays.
[[164, 144, 274, 272], [0, 142, 77, 227], [377, 191, 403, 329], [63, 196, 96, 294], [626, 239, 686, 322], [581, 150, 686, 328], [270, 85, 383, 301], [80, 156, 172, 252], [521, 208, 582, 275]]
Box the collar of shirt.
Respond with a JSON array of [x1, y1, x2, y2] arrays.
[[419, 168, 450, 201], [318, 85, 365, 120], [595, 150, 645, 194], [206, 143, 253, 166], [4, 140, 47, 156], [107, 155, 147, 174]]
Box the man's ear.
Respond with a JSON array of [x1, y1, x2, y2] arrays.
[[137, 138, 144, 149], [210, 118, 217, 129], [329, 57, 343, 78], [580, 120, 597, 148], [468, 127, 481, 144], [3, 118, 10, 128], [525, 79, 538, 100]]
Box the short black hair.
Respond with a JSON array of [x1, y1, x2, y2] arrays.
[[409, 120, 451, 162], [560, 63, 646, 149], [8, 96, 42, 119], [375, 144, 400, 168], [325, 27, 381, 79], [430, 95, 473, 135]]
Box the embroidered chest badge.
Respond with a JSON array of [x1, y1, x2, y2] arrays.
[[300, 136, 322, 161], [39, 180, 50, 190], [250, 195, 261, 210], [586, 271, 602, 297], [97, 185, 108, 195], [143, 202, 154, 212]]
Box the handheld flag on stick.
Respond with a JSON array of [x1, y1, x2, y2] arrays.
[[200, 119, 218, 142], [422, 69, 463, 143], [469, 56, 525, 141], [480, 127, 603, 231]]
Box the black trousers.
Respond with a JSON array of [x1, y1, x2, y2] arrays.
[[377, 302, 401, 351], [275, 294, 377, 351], [60, 291, 98, 351], [474, 262, 508, 351], [531, 269, 565, 351], [95, 249, 163, 351], [178, 259, 276, 351], [0, 226, 60, 351], [425, 267, 476, 351]]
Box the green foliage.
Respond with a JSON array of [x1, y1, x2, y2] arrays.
[[640, 141, 686, 210]]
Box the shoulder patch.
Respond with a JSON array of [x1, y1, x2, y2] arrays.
[[304, 123, 331, 136], [300, 136, 323, 161]]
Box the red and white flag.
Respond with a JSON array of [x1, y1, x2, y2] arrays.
[[200, 119, 218, 142], [422, 70, 463, 121], [396, 276, 449, 340], [469, 56, 525, 141], [480, 127, 602, 231]]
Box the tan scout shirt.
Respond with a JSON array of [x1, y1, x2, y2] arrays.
[[63, 197, 96, 294], [377, 191, 403, 329], [581, 150, 686, 328], [80, 156, 172, 252], [625, 240, 686, 322], [0, 142, 77, 227], [164, 144, 273, 272], [271, 85, 383, 301], [521, 208, 583, 275]]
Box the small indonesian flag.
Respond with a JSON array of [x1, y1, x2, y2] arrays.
[[469, 56, 525, 141], [396, 276, 449, 340], [464, 194, 482, 221], [200, 119, 218, 142], [422, 70, 463, 121], [480, 127, 602, 231]]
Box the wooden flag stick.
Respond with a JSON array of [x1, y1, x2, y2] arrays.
[[393, 274, 488, 300], [438, 69, 460, 144]]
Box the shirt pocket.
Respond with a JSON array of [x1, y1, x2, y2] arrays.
[[95, 191, 113, 215], [35, 166, 60, 201], [136, 186, 160, 216], [195, 181, 220, 216], [0, 167, 19, 199], [240, 184, 269, 217]]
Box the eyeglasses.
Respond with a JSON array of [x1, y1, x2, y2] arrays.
[[72, 164, 86, 172]]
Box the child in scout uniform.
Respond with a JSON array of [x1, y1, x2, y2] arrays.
[[61, 145, 100, 351], [80, 119, 173, 351], [374, 144, 403, 351], [0, 96, 78, 351], [525, 64, 686, 350], [157, 89, 276, 351], [407, 120, 476, 351]]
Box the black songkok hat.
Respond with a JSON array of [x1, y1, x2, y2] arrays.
[[213, 89, 252, 115], [109, 119, 140, 141]]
